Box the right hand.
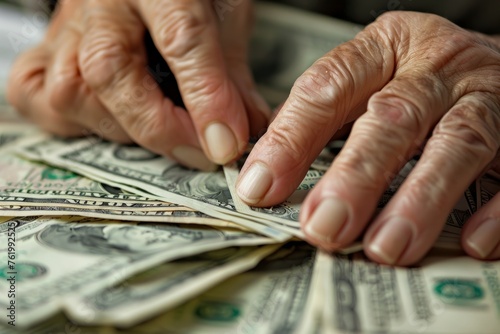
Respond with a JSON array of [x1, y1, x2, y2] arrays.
[[7, 0, 270, 170]]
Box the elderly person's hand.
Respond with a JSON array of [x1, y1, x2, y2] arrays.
[[238, 11, 500, 265], [7, 0, 270, 170]]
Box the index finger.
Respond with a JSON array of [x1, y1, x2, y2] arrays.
[[236, 27, 393, 206], [137, 0, 250, 164]]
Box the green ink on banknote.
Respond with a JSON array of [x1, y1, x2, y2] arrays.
[[0, 263, 46, 281], [42, 167, 78, 180], [434, 279, 484, 303], [194, 301, 241, 322]]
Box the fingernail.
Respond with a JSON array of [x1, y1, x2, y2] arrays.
[[467, 218, 500, 258], [172, 146, 217, 172], [368, 217, 413, 265], [251, 90, 272, 118], [304, 198, 348, 244], [205, 122, 238, 164], [237, 162, 272, 205]]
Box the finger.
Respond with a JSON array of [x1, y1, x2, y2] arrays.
[[301, 70, 454, 252], [237, 25, 395, 206], [364, 92, 500, 265], [137, 0, 250, 164], [462, 184, 500, 260], [45, 23, 131, 142], [79, 0, 215, 171], [6, 46, 84, 136]]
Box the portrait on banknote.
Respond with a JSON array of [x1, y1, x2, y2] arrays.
[[37, 223, 224, 255]]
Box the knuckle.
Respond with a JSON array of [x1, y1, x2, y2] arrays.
[[264, 126, 309, 164], [79, 37, 130, 91], [292, 58, 344, 108], [432, 99, 500, 162], [403, 169, 448, 208], [128, 110, 167, 152], [182, 74, 227, 108], [365, 91, 426, 136], [153, 4, 208, 59], [333, 142, 391, 193], [288, 66, 341, 128]]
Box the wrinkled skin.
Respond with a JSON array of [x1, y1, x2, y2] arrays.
[[237, 11, 500, 265], [8, 4, 500, 266], [7, 0, 270, 171]]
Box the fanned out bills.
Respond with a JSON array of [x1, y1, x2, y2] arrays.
[[0, 1, 499, 333], [15, 135, 292, 241], [0, 216, 274, 328]]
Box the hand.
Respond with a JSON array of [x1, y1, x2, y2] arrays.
[[7, 0, 270, 170], [237, 11, 500, 265]]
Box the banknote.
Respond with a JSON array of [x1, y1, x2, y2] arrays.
[[444, 194, 473, 235], [0, 313, 113, 334], [117, 242, 317, 334], [0, 151, 170, 204], [0, 195, 191, 211], [67, 244, 281, 327], [479, 175, 499, 206], [0, 122, 39, 151], [0, 217, 273, 328], [13, 133, 75, 161], [464, 180, 480, 213], [15, 135, 178, 203], [30, 137, 292, 241], [319, 251, 500, 333], [0, 152, 248, 226], [0, 203, 247, 228]]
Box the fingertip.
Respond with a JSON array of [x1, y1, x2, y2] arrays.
[[171, 145, 217, 172], [364, 217, 415, 265], [463, 217, 500, 260], [204, 122, 241, 165], [236, 161, 273, 205], [301, 197, 349, 247]]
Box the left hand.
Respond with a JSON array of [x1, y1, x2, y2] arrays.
[[237, 11, 500, 265]]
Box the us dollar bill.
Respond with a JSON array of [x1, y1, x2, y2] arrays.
[[0, 152, 247, 226], [117, 242, 317, 334], [30, 137, 292, 241], [0, 217, 273, 328], [0, 122, 39, 151], [0, 151, 174, 204], [464, 180, 480, 213], [443, 194, 473, 235], [320, 251, 500, 333], [66, 244, 281, 327], [0, 204, 247, 229], [479, 175, 499, 206], [0, 313, 114, 334]]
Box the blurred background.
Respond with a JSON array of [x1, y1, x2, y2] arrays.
[[0, 0, 46, 105]]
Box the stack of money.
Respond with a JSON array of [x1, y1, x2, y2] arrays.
[[1, 2, 499, 333]]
